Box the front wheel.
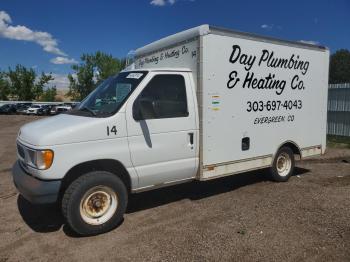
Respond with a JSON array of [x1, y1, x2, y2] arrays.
[[270, 147, 295, 182], [62, 171, 128, 236]]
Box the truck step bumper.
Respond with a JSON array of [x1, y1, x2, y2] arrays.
[[12, 161, 61, 204]]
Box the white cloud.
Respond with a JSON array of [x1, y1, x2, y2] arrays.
[[261, 24, 282, 31], [299, 40, 319, 45], [0, 10, 66, 56], [261, 24, 273, 30], [151, 0, 193, 6], [50, 56, 78, 65], [127, 49, 136, 56], [151, 0, 167, 6]]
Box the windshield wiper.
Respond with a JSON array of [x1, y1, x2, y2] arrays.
[[80, 106, 97, 116]]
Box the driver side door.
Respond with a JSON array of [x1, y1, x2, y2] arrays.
[[125, 72, 198, 190]]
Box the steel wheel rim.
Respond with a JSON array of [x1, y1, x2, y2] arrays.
[[276, 152, 291, 177], [80, 186, 118, 225]]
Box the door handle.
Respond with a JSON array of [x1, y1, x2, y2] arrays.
[[188, 132, 194, 147]]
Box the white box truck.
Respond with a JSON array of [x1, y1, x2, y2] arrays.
[[13, 25, 329, 235]]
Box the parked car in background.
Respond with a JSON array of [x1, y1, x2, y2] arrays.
[[26, 105, 43, 115], [50, 105, 72, 115], [63, 102, 79, 108], [0, 104, 17, 114], [17, 103, 32, 107], [37, 105, 53, 115], [71, 102, 79, 109], [16, 104, 32, 115]]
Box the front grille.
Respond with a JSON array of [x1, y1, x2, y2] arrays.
[[17, 143, 25, 159]]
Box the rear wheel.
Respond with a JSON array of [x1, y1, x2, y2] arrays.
[[62, 171, 127, 236], [270, 147, 295, 182]]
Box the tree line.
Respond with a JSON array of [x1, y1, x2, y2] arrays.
[[0, 65, 55, 101], [0, 51, 126, 102], [0, 49, 349, 102]]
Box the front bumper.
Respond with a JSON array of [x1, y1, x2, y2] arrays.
[[12, 161, 61, 204]]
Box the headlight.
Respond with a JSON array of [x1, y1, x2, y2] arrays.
[[35, 150, 54, 169], [24, 147, 54, 170]]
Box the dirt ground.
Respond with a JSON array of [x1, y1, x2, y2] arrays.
[[0, 115, 350, 262]]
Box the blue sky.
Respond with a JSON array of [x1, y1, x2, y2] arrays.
[[0, 0, 349, 88]]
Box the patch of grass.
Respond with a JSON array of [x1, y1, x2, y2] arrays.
[[327, 135, 350, 149]]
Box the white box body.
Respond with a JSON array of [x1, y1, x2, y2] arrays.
[[135, 25, 329, 180]]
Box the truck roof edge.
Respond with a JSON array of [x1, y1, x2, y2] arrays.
[[135, 24, 328, 58], [135, 24, 210, 57]]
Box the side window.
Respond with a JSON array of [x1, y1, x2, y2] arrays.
[[134, 74, 189, 120]]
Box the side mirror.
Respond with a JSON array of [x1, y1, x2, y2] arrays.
[[133, 98, 156, 121], [133, 99, 143, 121]]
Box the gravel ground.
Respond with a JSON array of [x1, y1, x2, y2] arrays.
[[0, 115, 350, 262]]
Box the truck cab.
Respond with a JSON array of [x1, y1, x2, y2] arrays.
[[13, 68, 199, 235]]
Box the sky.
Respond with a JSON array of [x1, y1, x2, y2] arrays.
[[0, 0, 349, 89]]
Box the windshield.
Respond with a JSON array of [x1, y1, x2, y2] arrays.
[[72, 71, 148, 117]]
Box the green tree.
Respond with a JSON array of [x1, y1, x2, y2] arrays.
[[41, 87, 57, 102], [67, 55, 95, 101], [329, 49, 350, 84], [67, 51, 125, 101], [0, 72, 10, 100], [94, 51, 125, 83], [7, 65, 53, 101]]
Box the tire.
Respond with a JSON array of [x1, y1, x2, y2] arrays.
[[270, 147, 295, 182], [62, 171, 128, 236]]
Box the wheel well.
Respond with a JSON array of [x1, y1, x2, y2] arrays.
[[278, 142, 301, 159], [59, 159, 132, 198]]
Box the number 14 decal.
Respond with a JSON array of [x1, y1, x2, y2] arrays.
[[107, 125, 117, 136]]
